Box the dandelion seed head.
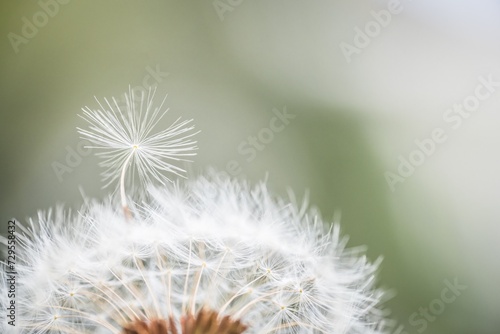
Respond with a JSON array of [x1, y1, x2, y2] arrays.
[[1, 90, 390, 333], [2, 173, 389, 333]]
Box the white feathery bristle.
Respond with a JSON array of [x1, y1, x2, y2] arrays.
[[77, 87, 199, 189]]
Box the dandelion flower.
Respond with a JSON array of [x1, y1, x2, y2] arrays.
[[1, 90, 389, 333], [1, 175, 387, 333]]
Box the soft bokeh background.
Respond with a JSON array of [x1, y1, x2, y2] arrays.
[[1, 1, 499, 333]]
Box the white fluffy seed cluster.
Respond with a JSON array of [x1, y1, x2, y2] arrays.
[[1, 174, 387, 334]]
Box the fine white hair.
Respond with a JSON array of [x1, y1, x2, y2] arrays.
[[1, 173, 387, 334]]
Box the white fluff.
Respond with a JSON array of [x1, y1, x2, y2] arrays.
[[77, 88, 199, 189], [1, 90, 388, 333], [1, 174, 387, 333]]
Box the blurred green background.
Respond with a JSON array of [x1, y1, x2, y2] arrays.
[[1, 1, 499, 333]]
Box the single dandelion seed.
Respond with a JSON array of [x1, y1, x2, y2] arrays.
[[77, 87, 199, 217]]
